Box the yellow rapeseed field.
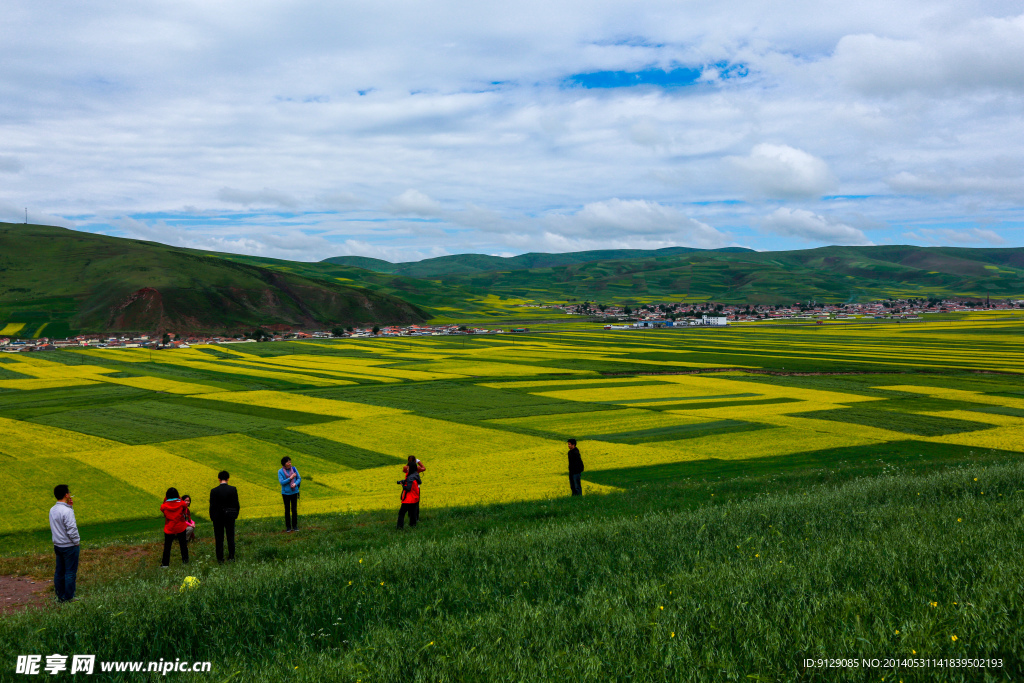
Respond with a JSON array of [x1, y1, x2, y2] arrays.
[[67, 444, 282, 519], [0, 416, 120, 459], [197, 390, 406, 418], [490, 408, 714, 435], [7, 323, 1024, 530]]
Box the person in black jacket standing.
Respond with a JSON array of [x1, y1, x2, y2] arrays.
[[209, 471, 240, 564], [567, 438, 584, 496]]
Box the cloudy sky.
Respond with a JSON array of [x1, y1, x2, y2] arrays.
[[2, 1, 1023, 262]]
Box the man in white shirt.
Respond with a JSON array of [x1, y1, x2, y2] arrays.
[[49, 484, 80, 603]]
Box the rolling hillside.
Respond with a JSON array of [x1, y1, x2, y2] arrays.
[[5, 222, 1024, 335], [0, 224, 427, 336]]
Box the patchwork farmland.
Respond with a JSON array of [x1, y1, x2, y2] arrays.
[[3, 320, 1024, 534], [2, 319, 1023, 681]]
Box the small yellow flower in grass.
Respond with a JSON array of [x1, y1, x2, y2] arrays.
[[912, 650, 916, 655], [671, 632, 675, 638], [659, 606, 664, 610], [974, 478, 977, 481], [930, 602, 938, 607], [380, 582, 385, 586], [359, 559, 363, 564], [348, 581, 353, 585], [951, 635, 958, 642], [957, 518, 961, 522], [895, 630, 899, 634], [755, 554, 759, 558]]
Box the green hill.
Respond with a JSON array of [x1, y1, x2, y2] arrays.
[[0, 224, 427, 336], [6, 223, 1024, 334]]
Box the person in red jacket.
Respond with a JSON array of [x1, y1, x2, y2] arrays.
[[160, 488, 190, 567], [396, 456, 421, 530]]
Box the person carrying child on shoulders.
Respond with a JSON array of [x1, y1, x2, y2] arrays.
[[403, 458, 426, 478], [396, 456, 422, 530]]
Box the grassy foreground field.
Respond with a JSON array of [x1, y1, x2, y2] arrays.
[[1, 320, 1023, 679]]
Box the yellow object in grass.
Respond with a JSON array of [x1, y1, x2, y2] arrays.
[[180, 576, 200, 592]]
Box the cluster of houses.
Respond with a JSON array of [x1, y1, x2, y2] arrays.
[[604, 315, 728, 330], [564, 297, 1024, 324], [2, 297, 1022, 352], [0, 324, 523, 352]]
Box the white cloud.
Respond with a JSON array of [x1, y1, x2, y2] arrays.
[[217, 187, 298, 208], [728, 144, 837, 200], [314, 190, 362, 208], [887, 169, 1024, 201], [543, 199, 729, 248], [628, 120, 666, 147], [386, 189, 443, 216], [832, 14, 1024, 96], [762, 208, 872, 245], [0, 156, 22, 173], [0, 1, 1022, 256], [905, 228, 1005, 246]]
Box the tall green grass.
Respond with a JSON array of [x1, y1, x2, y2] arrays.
[[2, 462, 1020, 681]]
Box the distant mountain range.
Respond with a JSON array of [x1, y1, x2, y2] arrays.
[[314, 243, 1024, 307], [322, 247, 754, 278], [3, 222, 1024, 335]]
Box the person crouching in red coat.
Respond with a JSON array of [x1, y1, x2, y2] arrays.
[[397, 456, 422, 530], [160, 487, 189, 567]]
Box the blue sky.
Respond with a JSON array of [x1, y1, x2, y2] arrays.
[[1, 0, 1023, 263]]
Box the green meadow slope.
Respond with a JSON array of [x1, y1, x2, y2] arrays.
[[0, 224, 427, 336]]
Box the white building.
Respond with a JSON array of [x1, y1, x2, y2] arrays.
[[690, 316, 728, 326]]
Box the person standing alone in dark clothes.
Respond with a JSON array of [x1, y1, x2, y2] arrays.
[[209, 471, 240, 563], [49, 484, 80, 602], [567, 438, 584, 496]]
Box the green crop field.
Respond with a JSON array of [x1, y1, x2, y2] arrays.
[[1, 320, 1022, 680]]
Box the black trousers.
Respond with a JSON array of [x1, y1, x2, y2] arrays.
[[162, 531, 188, 566], [213, 518, 235, 563], [282, 493, 299, 530], [397, 502, 419, 529]]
